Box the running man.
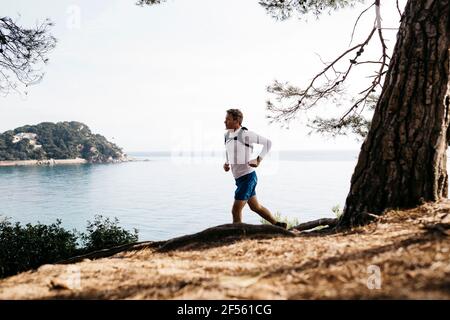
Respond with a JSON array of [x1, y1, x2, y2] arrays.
[[223, 108, 287, 229]]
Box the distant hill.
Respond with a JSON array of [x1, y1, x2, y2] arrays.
[[0, 121, 127, 162]]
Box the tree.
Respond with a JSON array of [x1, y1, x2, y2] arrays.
[[262, 0, 449, 226], [0, 16, 56, 96], [140, 0, 450, 228], [257, 0, 450, 227], [339, 0, 449, 226]]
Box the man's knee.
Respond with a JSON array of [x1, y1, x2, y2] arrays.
[[248, 201, 261, 212]]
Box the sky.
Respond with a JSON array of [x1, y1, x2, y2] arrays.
[[0, 0, 406, 153]]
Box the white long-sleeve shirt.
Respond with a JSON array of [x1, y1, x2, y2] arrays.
[[224, 127, 272, 179]]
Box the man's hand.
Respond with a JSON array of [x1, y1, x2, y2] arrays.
[[223, 163, 230, 172], [248, 156, 262, 168]]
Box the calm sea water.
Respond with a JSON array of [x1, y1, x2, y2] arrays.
[[1, 150, 362, 241]]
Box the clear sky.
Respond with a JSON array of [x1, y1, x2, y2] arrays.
[[0, 0, 406, 153]]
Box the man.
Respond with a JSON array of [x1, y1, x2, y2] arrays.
[[223, 108, 287, 229]]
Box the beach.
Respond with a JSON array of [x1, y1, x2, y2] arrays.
[[0, 158, 88, 167]]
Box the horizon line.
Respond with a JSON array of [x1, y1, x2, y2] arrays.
[[125, 148, 362, 153]]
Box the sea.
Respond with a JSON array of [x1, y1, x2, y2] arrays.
[[0, 149, 369, 241]]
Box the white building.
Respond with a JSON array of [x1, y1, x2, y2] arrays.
[[12, 132, 42, 149]]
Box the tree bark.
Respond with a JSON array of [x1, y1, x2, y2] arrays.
[[340, 0, 450, 227]]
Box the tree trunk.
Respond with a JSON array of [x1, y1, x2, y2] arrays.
[[339, 0, 450, 227]]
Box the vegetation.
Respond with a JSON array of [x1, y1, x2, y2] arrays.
[[0, 215, 138, 279], [81, 216, 139, 253], [0, 121, 126, 162], [260, 211, 300, 229], [331, 204, 343, 218]]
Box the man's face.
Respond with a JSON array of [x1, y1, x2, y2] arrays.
[[224, 114, 239, 129]]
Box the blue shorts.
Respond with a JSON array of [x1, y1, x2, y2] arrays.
[[234, 171, 257, 200]]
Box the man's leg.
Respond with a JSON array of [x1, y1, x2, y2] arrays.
[[232, 200, 247, 223], [247, 195, 277, 225]]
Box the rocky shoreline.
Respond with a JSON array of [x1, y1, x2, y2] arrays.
[[0, 157, 130, 167]]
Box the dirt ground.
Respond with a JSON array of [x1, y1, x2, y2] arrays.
[[0, 200, 449, 299]]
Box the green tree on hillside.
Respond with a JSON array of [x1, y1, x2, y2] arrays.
[[0, 122, 125, 162]]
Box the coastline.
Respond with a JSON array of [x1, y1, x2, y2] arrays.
[[0, 157, 134, 167], [0, 158, 88, 167]]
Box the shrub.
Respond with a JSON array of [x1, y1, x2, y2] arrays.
[[80, 215, 138, 252], [0, 219, 79, 278], [0, 216, 139, 279]]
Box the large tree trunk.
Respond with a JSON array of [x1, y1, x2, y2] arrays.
[[339, 0, 450, 227]]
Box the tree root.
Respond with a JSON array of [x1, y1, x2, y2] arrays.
[[56, 223, 296, 264], [157, 223, 296, 252], [290, 218, 338, 232], [56, 241, 165, 265]]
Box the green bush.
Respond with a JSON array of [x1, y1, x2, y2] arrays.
[[0, 216, 139, 279], [0, 219, 79, 279], [81, 215, 138, 252]]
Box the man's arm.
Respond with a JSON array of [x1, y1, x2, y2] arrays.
[[225, 148, 230, 164], [224, 150, 230, 171], [246, 131, 272, 166], [224, 133, 230, 171]]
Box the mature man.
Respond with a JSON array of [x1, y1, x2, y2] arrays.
[[223, 109, 287, 229]]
